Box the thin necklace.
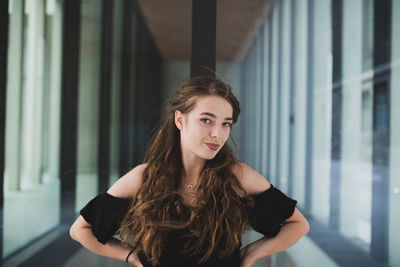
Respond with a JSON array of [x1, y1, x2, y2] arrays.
[[184, 181, 197, 190], [183, 177, 198, 190]]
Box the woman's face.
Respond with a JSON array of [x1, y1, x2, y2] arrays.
[[175, 95, 233, 160]]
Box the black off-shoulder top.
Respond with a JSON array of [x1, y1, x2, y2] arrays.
[[79, 184, 297, 267]]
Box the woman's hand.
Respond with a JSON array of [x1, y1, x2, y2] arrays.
[[127, 248, 143, 267], [239, 244, 257, 267]]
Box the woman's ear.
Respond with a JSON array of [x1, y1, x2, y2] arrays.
[[175, 110, 183, 130]]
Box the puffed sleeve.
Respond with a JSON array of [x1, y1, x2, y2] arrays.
[[247, 184, 297, 237], [80, 192, 132, 244]]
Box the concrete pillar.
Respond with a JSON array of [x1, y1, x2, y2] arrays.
[[279, 0, 291, 193], [261, 18, 271, 178], [310, 0, 332, 224], [292, 0, 307, 207], [5, 0, 24, 191], [109, 0, 124, 187], [389, 1, 400, 265], [340, 0, 372, 244], [75, 0, 101, 211], [43, 0, 63, 184], [20, 0, 45, 190], [269, 1, 280, 185]]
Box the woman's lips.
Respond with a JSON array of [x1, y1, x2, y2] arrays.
[[206, 143, 219, 150]]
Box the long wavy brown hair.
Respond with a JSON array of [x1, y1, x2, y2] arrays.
[[118, 76, 251, 264]]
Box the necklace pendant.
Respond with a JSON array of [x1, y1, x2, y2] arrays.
[[187, 184, 193, 189]]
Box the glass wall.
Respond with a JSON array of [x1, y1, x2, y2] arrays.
[[227, 0, 399, 266], [2, 0, 164, 265], [4, 0, 63, 258]]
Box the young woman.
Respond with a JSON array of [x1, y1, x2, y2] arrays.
[[70, 76, 309, 267]]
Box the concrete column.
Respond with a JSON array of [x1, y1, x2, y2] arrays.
[[244, 49, 252, 164], [269, 2, 280, 185], [109, 0, 124, 187], [261, 18, 271, 178], [389, 1, 400, 265], [292, 0, 307, 207], [44, 0, 63, 183], [20, 0, 45, 190], [310, 0, 332, 224], [5, 0, 24, 191], [340, 0, 372, 243], [75, 0, 101, 211], [256, 32, 264, 172], [279, 0, 291, 193]]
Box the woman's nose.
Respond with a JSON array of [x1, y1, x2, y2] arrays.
[[210, 126, 221, 138]]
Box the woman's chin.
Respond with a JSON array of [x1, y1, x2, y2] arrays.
[[202, 151, 218, 160], [192, 147, 219, 160]]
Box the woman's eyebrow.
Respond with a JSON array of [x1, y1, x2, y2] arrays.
[[200, 112, 233, 121]]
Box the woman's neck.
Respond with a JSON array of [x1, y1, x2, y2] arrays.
[[180, 149, 205, 185]]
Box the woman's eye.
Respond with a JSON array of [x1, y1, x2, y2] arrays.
[[201, 118, 211, 124], [200, 118, 231, 127]]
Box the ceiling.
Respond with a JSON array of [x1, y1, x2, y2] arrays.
[[137, 0, 273, 61]]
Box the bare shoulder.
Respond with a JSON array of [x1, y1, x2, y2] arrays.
[[106, 163, 148, 199], [232, 162, 271, 196]]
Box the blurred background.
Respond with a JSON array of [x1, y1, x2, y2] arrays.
[[0, 0, 399, 266]]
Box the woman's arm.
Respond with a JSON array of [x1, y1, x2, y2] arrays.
[[240, 208, 309, 267], [70, 216, 141, 264], [69, 163, 147, 266], [233, 162, 310, 267]]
